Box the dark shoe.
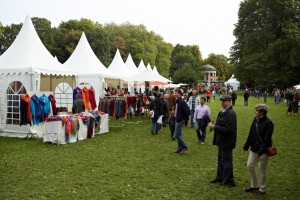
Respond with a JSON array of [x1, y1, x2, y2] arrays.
[[245, 187, 259, 193], [151, 130, 154, 135], [255, 191, 266, 195], [179, 148, 188, 154], [210, 179, 222, 184], [173, 149, 181, 153], [220, 181, 235, 187]]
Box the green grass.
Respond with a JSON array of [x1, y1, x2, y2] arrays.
[[1, 93, 299, 199]]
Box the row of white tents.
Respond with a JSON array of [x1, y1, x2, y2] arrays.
[[0, 15, 170, 134]]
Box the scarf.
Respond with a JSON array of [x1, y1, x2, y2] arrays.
[[21, 94, 32, 121]]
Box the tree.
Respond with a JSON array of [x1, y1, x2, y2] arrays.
[[203, 53, 231, 80], [230, 0, 300, 87], [0, 23, 22, 55], [172, 64, 198, 85], [169, 44, 203, 80]]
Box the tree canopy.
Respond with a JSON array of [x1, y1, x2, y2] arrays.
[[203, 53, 231, 80], [230, 0, 300, 87]]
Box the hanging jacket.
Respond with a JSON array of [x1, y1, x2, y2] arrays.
[[30, 95, 41, 125], [89, 86, 97, 110], [20, 94, 32, 126], [82, 87, 90, 110], [48, 94, 57, 115], [73, 87, 82, 102], [39, 94, 51, 122]]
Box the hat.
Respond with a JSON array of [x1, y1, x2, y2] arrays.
[[220, 95, 231, 101]]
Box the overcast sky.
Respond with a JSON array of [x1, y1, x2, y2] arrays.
[[0, 0, 241, 59]]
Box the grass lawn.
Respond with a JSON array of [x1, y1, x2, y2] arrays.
[[0, 93, 299, 199]]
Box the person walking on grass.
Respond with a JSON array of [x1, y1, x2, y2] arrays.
[[263, 91, 268, 103], [243, 104, 274, 196], [244, 89, 250, 106], [209, 95, 237, 187], [150, 93, 164, 135], [194, 97, 211, 144], [188, 89, 200, 128], [173, 89, 189, 154], [231, 91, 237, 106], [206, 89, 211, 102]]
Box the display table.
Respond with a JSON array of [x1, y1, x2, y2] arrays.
[[43, 121, 66, 144], [97, 114, 109, 134], [43, 114, 108, 144]]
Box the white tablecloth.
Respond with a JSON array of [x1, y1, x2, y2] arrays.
[[98, 114, 109, 134], [43, 121, 66, 144]]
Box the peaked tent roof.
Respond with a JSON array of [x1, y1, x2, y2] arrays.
[[137, 60, 146, 72], [0, 15, 75, 75], [146, 63, 153, 71], [63, 32, 116, 78], [153, 65, 159, 75], [225, 74, 240, 84], [125, 53, 138, 75], [124, 70, 172, 82], [108, 49, 131, 78]]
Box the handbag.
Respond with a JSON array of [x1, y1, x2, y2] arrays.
[[256, 123, 277, 156]]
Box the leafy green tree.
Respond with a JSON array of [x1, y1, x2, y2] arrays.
[[203, 53, 231, 80], [0, 23, 22, 55], [172, 64, 198, 85], [170, 44, 203, 78], [230, 0, 300, 87]]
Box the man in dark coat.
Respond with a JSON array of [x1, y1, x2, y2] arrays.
[[173, 89, 189, 154], [244, 89, 250, 106], [72, 93, 85, 114], [231, 91, 237, 106], [209, 95, 237, 187]]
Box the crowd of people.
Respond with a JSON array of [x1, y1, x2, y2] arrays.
[[99, 83, 299, 195]]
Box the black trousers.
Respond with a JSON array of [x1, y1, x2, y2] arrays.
[[216, 147, 235, 184], [232, 99, 236, 106]]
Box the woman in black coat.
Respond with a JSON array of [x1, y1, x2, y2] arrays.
[[243, 104, 274, 195]]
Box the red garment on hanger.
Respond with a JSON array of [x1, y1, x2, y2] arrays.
[[89, 86, 97, 110], [48, 94, 57, 115]]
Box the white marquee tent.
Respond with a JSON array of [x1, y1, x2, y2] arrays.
[[124, 70, 171, 83], [137, 60, 146, 72], [146, 63, 152, 71], [63, 32, 116, 100], [125, 53, 138, 75], [0, 15, 75, 134], [108, 49, 131, 79], [152, 66, 159, 75], [224, 74, 240, 91]]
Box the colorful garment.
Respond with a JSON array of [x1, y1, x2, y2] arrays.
[[30, 95, 41, 125], [39, 94, 51, 122], [89, 86, 97, 110], [48, 94, 57, 115], [82, 87, 90, 110], [20, 94, 32, 126]]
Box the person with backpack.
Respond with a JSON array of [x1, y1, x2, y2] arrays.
[[173, 89, 190, 154]]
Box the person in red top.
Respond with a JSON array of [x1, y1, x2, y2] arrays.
[[206, 89, 211, 102]]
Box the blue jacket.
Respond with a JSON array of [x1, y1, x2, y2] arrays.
[[39, 94, 51, 122], [30, 95, 41, 125]]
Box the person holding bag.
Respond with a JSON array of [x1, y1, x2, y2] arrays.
[[243, 104, 274, 195]]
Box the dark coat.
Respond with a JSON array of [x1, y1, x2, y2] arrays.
[[243, 116, 274, 156], [152, 98, 165, 118], [244, 92, 249, 100], [213, 106, 237, 150], [231, 92, 237, 100], [175, 96, 188, 123], [72, 94, 85, 114]]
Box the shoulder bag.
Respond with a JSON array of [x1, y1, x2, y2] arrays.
[[256, 123, 277, 156]]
